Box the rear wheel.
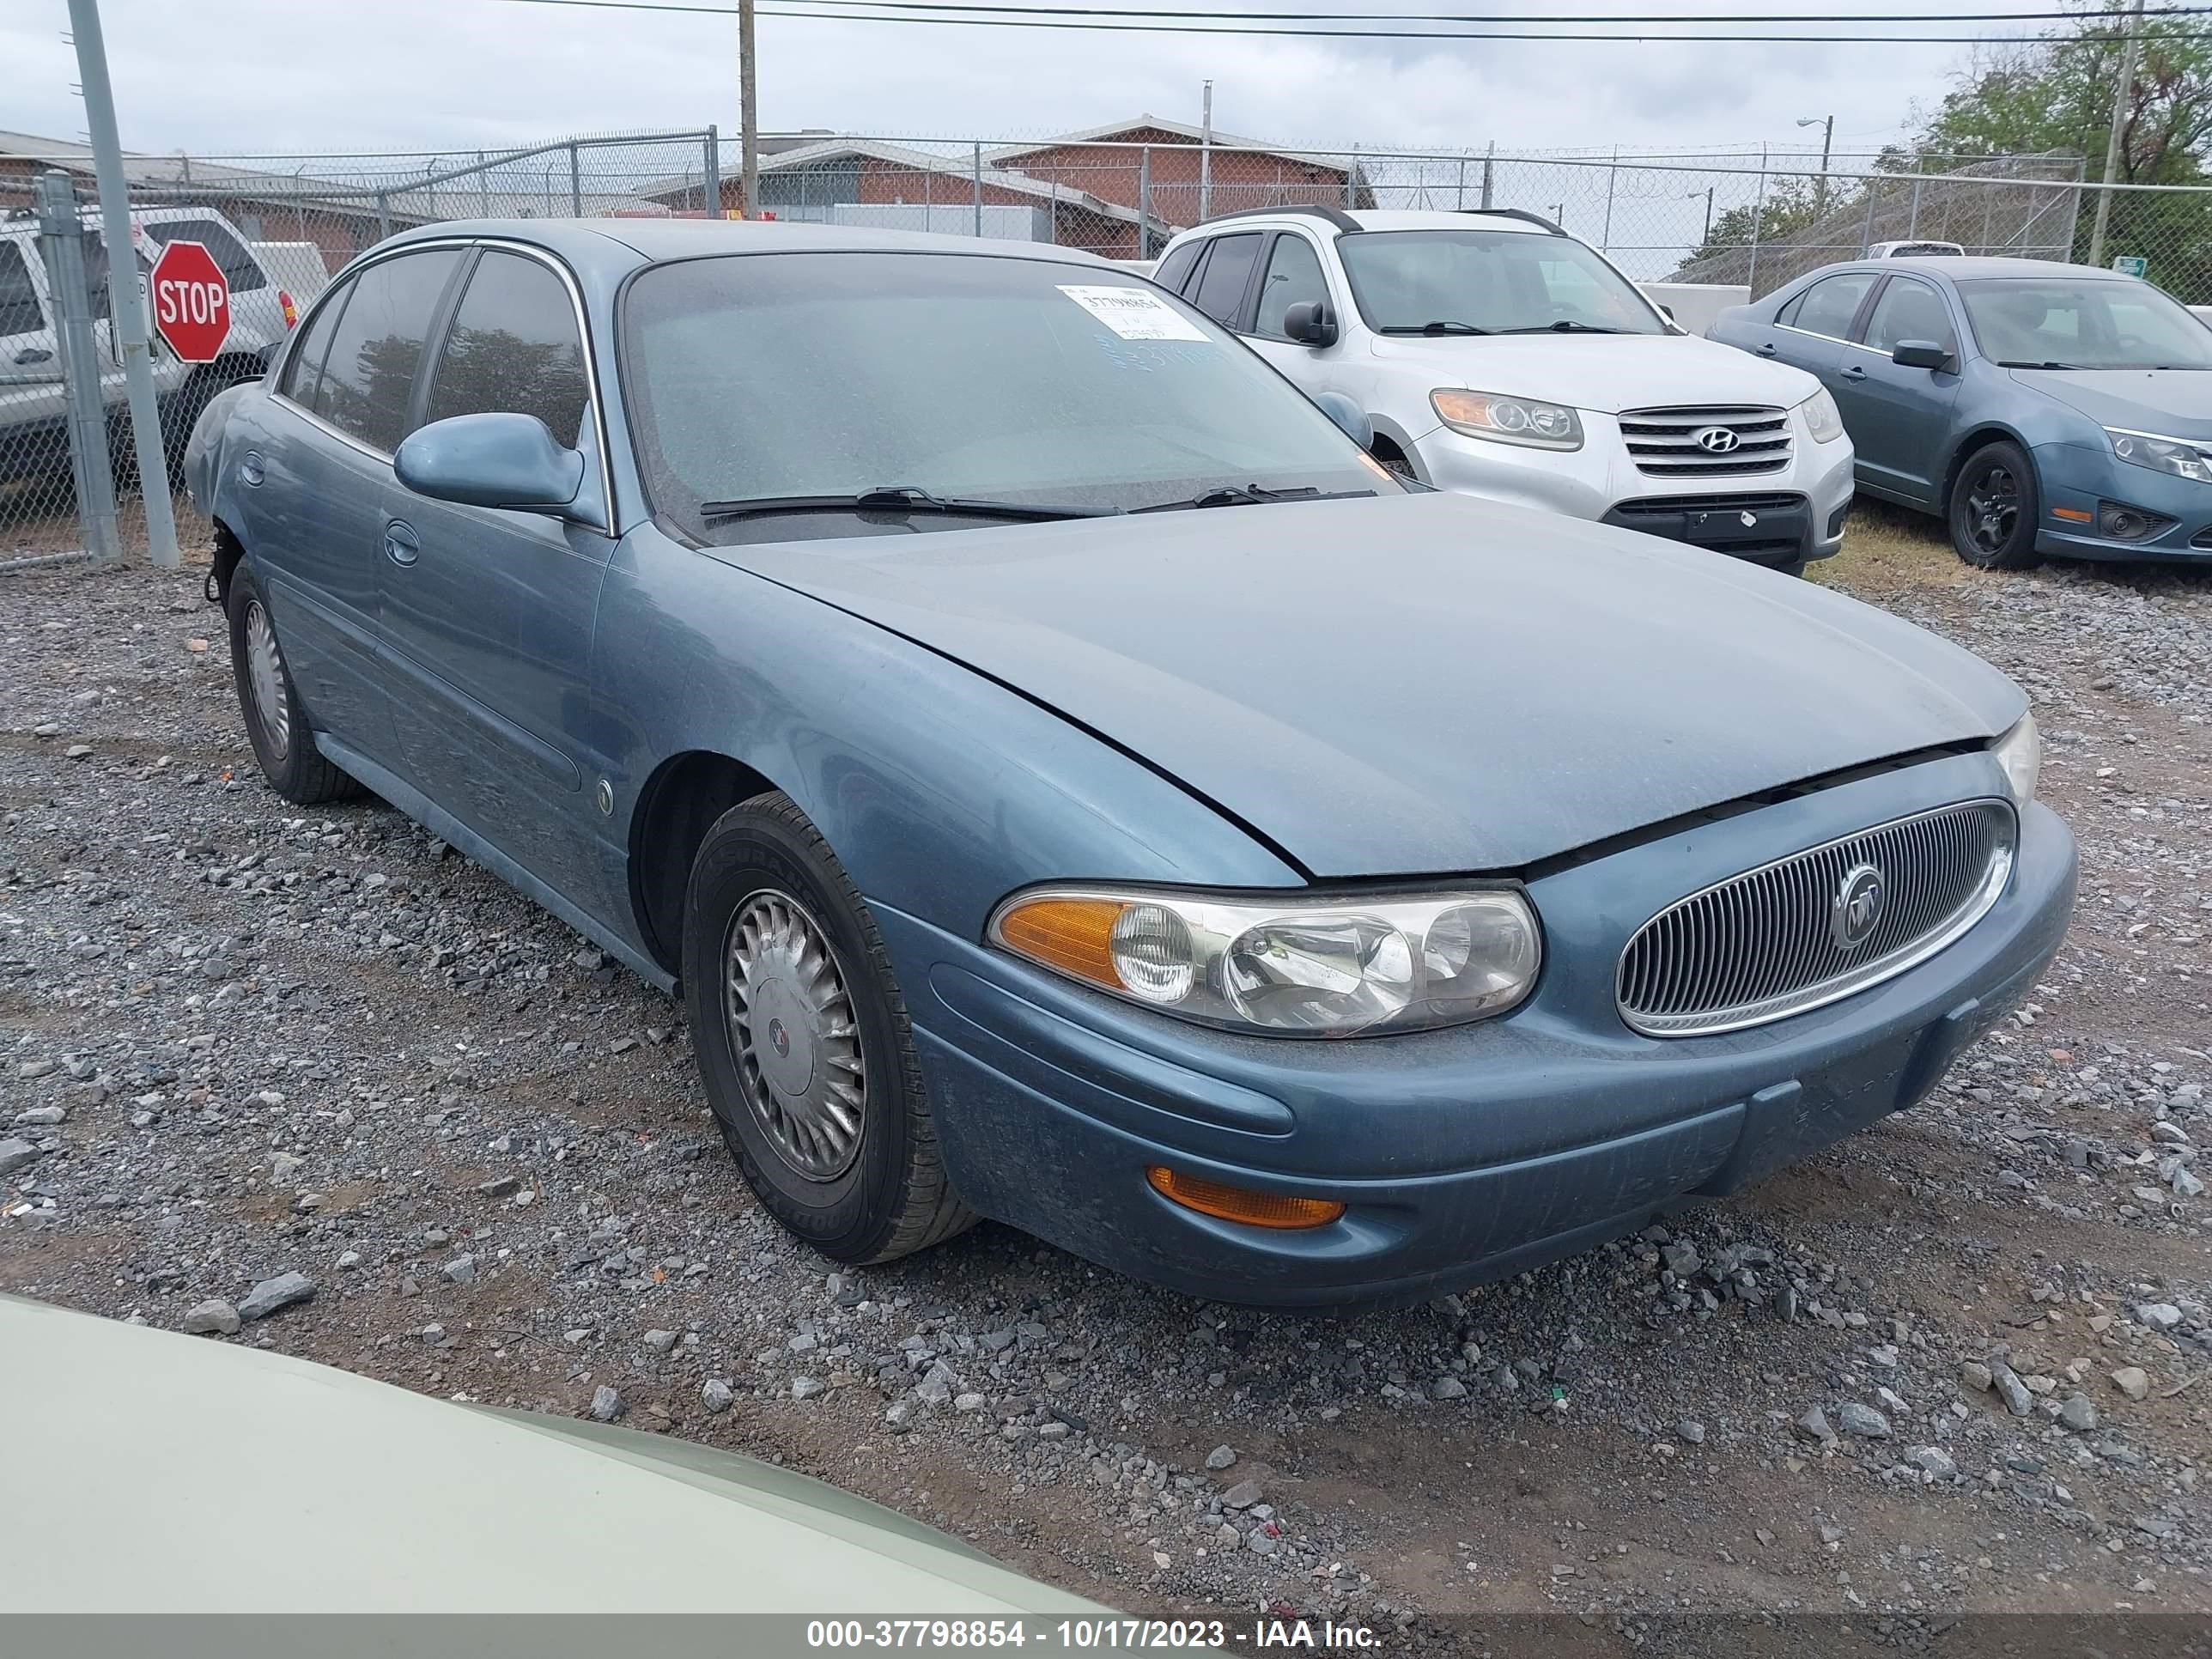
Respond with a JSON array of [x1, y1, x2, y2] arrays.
[[683, 792, 975, 1264], [1947, 441, 2044, 570], [225, 565, 362, 804]]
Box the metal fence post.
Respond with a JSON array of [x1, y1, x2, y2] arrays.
[[1480, 141, 1494, 210], [33, 170, 118, 564], [477, 150, 490, 216], [1601, 145, 1618, 252], [1456, 155, 1467, 210], [972, 142, 984, 237], [568, 142, 582, 216], [1860, 176, 1880, 254], [1138, 145, 1152, 256], [1346, 144, 1359, 210], [706, 125, 721, 217], [377, 190, 391, 240], [1908, 175, 1923, 238], [1979, 179, 1996, 255], [1746, 145, 1769, 293]]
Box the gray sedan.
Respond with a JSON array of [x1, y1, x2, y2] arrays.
[[1709, 256, 2212, 568]]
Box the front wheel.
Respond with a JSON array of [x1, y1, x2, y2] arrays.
[[683, 791, 975, 1264], [1948, 441, 2044, 569]]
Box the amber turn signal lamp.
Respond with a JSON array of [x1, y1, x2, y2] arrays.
[[1146, 1166, 1346, 1231], [2051, 505, 2093, 524], [994, 895, 1127, 990]]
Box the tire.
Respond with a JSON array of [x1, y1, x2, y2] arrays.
[[1373, 439, 1419, 482], [225, 565, 362, 805], [1947, 441, 2045, 570], [683, 792, 975, 1264]]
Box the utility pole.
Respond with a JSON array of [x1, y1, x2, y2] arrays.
[[738, 0, 759, 218], [1797, 113, 1834, 215], [2089, 0, 2147, 267], [66, 0, 179, 567]]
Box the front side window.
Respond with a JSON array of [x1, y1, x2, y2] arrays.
[[139, 219, 265, 292], [422, 250, 589, 448], [621, 251, 1393, 539], [0, 243, 45, 338], [1337, 228, 1666, 334], [1787, 271, 1878, 339], [1189, 232, 1262, 328], [280, 276, 352, 407], [1252, 234, 1329, 341], [313, 248, 465, 451], [1862, 278, 1956, 355], [1959, 277, 2212, 370]]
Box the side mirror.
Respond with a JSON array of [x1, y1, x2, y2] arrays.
[[1283, 300, 1339, 348], [1892, 339, 1952, 371], [1310, 391, 1373, 452], [394, 411, 590, 520]]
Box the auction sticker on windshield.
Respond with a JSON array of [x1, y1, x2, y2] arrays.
[[1058, 284, 1210, 341]]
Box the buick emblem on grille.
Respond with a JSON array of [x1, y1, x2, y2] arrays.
[[1692, 425, 1741, 453], [1831, 863, 1887, 950]]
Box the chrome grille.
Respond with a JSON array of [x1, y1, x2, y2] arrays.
[[1617, 801, 2017, 1037], [1620, 404, 1793, 477]]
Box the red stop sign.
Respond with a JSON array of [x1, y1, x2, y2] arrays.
[[149, 239, 231, 362]]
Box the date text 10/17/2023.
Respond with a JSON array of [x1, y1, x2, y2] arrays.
[[805, 1619, 1385, 1650]]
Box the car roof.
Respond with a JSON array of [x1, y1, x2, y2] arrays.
[[377, 216, 1115, 270], [1166, 207, 1551, 241], [1792, 255, 2137, 284]]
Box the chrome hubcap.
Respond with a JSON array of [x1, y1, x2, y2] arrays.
[[243, 599, 291, 760], [724, 890, 865, 1182]]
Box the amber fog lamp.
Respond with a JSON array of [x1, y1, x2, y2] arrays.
[[1146, 1167, 1346, 1230]]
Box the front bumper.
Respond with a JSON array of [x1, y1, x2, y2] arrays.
[[2032, 439, 2212, 562], [1412, 409, 1855, 568], [881, 756, 2075, 1309]]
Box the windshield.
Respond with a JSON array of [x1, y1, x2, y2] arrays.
[[1335, 228, 1667, 336], [1958, 277, 2212, 370], [621, 252, 1394, 538]]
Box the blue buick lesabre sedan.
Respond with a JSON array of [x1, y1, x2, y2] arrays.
[[1711, 255, 2212, 568], [186, 221, 2075, 1308]]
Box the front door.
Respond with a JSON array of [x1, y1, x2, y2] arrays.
[[376, 246, 614, 904], [1241, 230, 1350, 394], [1837, 275, 1961, 506]]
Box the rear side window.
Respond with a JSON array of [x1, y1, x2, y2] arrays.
[[422, 250, 590, 448], [141, 219, 265, 293], [1190, 232, 1262, 330], [280, 277, 352, 407], [313, 248, 465, 452], [1789, 271, 1878, 339], [0, 242, 44, 337], [1152, 240, 1202, 295]]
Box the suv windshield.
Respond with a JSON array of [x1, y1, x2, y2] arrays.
[[622, 252, 1395, 538], [1959, 277, 2212, 370], [1337, 228, 1667, 336]]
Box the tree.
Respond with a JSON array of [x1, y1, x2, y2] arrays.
[[1682, 177, 1824, 267]]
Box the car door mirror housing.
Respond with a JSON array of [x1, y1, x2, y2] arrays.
[[1310, 390, 1374, 452], [1283, 300, 1339, 348], [1891, 339, 1952, 371], [394, 411, 590, 521]]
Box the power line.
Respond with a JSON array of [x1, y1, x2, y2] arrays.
[[542, 0, 2212, 18], [460, 0, 2212, 40]]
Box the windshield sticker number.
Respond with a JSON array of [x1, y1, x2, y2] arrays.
[[1058, 284, 1210, 342]]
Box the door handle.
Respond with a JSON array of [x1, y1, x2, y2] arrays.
[[237, 451, 264, 488], [1840, 365, 1869, 381], [383, 520, 421, 568], [1756, 342, 1778, 356]]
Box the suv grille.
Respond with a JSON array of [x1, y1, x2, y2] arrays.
[[1616, 801, 2016, 1037], [1620, 405, 1793, 477]]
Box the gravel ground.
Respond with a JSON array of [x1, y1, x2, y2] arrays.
[[3, 510, 2209, 1645]]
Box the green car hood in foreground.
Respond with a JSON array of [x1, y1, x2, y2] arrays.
[[0, 1294, 1102, 1613]]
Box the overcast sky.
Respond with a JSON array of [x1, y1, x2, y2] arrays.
[[0, 0, 2022, 163]]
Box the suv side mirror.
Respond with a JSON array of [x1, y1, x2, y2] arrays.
[[395, 411, 592, 522], [1283, 300, 1339, 348], [1892, 339, 1952, 371]]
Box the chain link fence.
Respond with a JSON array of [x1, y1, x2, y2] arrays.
[[9, 125, 2212, 563]]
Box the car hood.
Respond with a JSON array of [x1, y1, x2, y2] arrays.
[[1367, 331, 1819, 415], [720, 492, 2025, 878], [0, 1294, 1100, 1613], [2007, 366, 2212, 436]]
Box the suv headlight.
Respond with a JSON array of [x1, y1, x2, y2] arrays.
[[1430, 389, 1583, 451], [990, 886, 1541, 1036], [1800, 387, 1844, 444], [2106, 426, 2212, 484], [1992, 712, 2041, 806]]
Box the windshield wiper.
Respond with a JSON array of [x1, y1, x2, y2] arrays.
[[698, 484, 1121, 522], [1996, 360, 2086, 370], [1131, 483, 1374, 514], [1498, 320, 1626, 334], [1377, 320, 1492, 336]]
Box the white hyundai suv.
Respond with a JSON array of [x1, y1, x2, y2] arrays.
[[1152, 207, 1856, 574]]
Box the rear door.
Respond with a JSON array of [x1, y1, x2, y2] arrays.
[[376, 245, 612, 900], [1185, 231, 1264, 331], [1762, 270, 1879, 389], [1838, 273, 1962, 505]]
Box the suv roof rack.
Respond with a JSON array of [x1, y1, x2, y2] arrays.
[[1458, 206, 1565, 236], [1199, 204, 1362, 234]]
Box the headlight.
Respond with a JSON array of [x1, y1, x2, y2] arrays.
[[1992, 712, 2041, 807], [1430, 389, 1583, 450], [1800, 387, 1844, 444], [2106, 426, 2212, 484], [990, 886, 1541, 1036]]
